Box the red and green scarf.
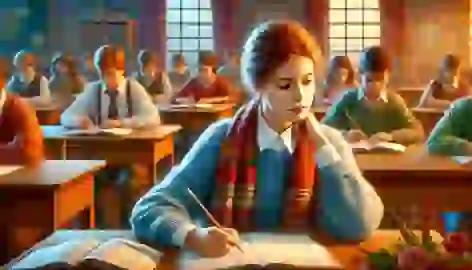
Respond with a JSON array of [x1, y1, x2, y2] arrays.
[[211, 98, 317, 231]]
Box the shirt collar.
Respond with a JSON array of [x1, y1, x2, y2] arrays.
[[0, 90, 6, 117], [257, 109, 294, 153], [357, 86, 388, 102]]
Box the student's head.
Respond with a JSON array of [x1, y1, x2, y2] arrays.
[[197, 51, 217, 84], [94, 45, 124, 88], [137, 49, 157, 76], [0, 57, 9, 89], [326, 55, 355, 86], [225, 50, 240, 66], [172, 53, 186, 69], [51, 52, 73, 76], [13, 50, 36, 74], [241, 20, 321, 125], [439, 54, 461, 85], [358, 46, 391, 98], [83, 53, 94, 70]]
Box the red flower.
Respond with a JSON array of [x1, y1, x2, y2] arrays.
[[443, 232, 469, 255], [397, 246, 430, 270]]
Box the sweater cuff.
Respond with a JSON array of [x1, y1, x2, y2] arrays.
[[315, 144, 342, 168], [172, 223, 197, 247]]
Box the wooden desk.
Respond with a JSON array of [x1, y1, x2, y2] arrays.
[[397, 87, 424, 107], [158, 104, 234, 132], [356, 145, 472, 222], [7, 229, 423, 269], [0, 160, 105, 263], [41, 125, 182, 183], [411, 107, 444, 134], [34, 105, 61, 125]]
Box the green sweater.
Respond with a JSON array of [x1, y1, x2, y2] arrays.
[[427, 97, 472, 155], [322, 88, 424, 145]]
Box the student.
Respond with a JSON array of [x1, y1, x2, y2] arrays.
[[314, 55, 357, 107], [0, 57, 43, 165], [130, 20, 383, 257], [81, 52, 98, 82], [418, 54, 470, 109], [167, 53, 191, 91], [172, 51, 238, 104], [7, 50, 51, 104], [48, 52, 85, 105], [322, 46, 424, 145], [217, 50, 241, 86], [133, 49, 173, 104], [60, 45, 160, 129]]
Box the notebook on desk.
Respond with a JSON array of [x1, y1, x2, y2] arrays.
[[350, 140, 406, 153], [179, 233, 342, 270], [11, 238, 161, 270], [63, 128, 132, 136]]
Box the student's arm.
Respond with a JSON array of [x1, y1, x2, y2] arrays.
[[0, 98, 43, 165], [172, 79, 195, 103], [389, 94, 425, 144], [130, 120, 229, 247], [321, 91, 354, 132], [121, 79, 161, 128], [39, 76, 51, 100], [417, 81, 451, 109], [427, 98, 472, 156], [60, 83, 95, 128], [160, 72, 174, 103], [316, 125, 383, 240]]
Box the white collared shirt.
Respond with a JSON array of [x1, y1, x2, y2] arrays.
[[0, 90, 6, 118], [256, 111, 341, 168], [99, 76, 131, 121]]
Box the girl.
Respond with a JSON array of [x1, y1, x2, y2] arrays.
[[315, 55, 357, 106], [418, 54, 470, 109], [130, 20, 383, 258], [168, 53, 191, 92], [48, 52, 85, 105]]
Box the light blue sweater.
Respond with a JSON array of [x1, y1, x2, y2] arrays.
[[130, 119, 384, 247]]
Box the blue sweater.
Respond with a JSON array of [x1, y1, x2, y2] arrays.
[[130, 119, 384, 247]]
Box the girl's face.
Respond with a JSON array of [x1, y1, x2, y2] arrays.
[[259, 55, 315, 125], [56, 62, 68, 75], [333, 68, 349, 85], [360, 71, 389, 98]]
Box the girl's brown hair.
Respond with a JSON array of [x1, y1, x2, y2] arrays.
[[50, 52, 83, 91], [326, 55, 355, 86], [241, 20, 322, 92]]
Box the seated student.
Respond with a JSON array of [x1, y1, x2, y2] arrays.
[[130, 20, 383, 257], [133, 49, 173, 104], [48, 52, 85, 106], [322, 46, 424, 145], [173, 51, 238, 104], [167, 53, 191, 91], [0, 57, 43, 165], [314, 55, 357, 107], [81, 52, 98, 82], [7, 50, 51, 105], [418, 54, 470, 109]]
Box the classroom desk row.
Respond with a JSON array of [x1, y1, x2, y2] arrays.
[[1, 145, 471, 263]]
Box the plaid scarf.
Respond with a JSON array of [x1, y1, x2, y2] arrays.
[[211, 98, 317, 231]]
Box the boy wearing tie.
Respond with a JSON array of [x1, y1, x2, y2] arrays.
[[322, 46, 424, 145], [0, 57, 43, 165], [60, 45, 160, 228]]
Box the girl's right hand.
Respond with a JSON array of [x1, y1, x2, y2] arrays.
[[185, 226, 240, 258]]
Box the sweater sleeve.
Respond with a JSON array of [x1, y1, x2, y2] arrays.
[[388, 93, 425, 145], [427, 98, 472, 155], [321, 90, 355, 131], [130, 119, 230, 247], [0, 97, 43, 165]]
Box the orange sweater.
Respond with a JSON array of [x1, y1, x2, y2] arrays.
[[0, 92, 43, 165]]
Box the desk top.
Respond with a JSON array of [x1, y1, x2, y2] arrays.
[[0, 160, 104, 187], [411, 107, 444, 114], [7, 229, 430, 269], [158, 103, 235, 113], [41, 125, 182, 140]]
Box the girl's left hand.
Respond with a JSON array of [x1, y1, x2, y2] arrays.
[[302, 112, 328, 147]]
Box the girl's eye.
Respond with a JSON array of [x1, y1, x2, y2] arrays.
[[302, 79, 312, 85], [278, 83, 291, 90]]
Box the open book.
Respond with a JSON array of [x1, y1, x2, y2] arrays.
[[350, 140, 406, 153], [179, 233, 342, 270], [11, 238, 161, 270], [63, 128, 132, 136]]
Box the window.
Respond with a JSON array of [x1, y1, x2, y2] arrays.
[[328, 0, 381, 66], [166, 0, 213, 69]]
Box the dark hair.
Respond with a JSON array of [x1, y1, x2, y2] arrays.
[[326, 55, 355, 85], [198, 51, 218, 68], [441, 54, 461, 71], [172, 53, 185, 66], [50, 52, 83, 91], [241, 20, 321, 91], [137, 49, 156, 67], [0, 57, 9, 87], [359, 46, 391, 73]]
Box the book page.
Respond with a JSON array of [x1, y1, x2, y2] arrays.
[[350, 140, 371, 151], [11, 239, 100, 270], [372, 142, 406, 152], [100, 128, 132, 136], [84, 238, 162, 270], [0, 165, 22, 176], [180, 234, 341, 270], [454, 156, 472, 164]]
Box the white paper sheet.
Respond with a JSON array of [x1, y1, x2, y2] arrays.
[[0, 165, 22, 176]]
